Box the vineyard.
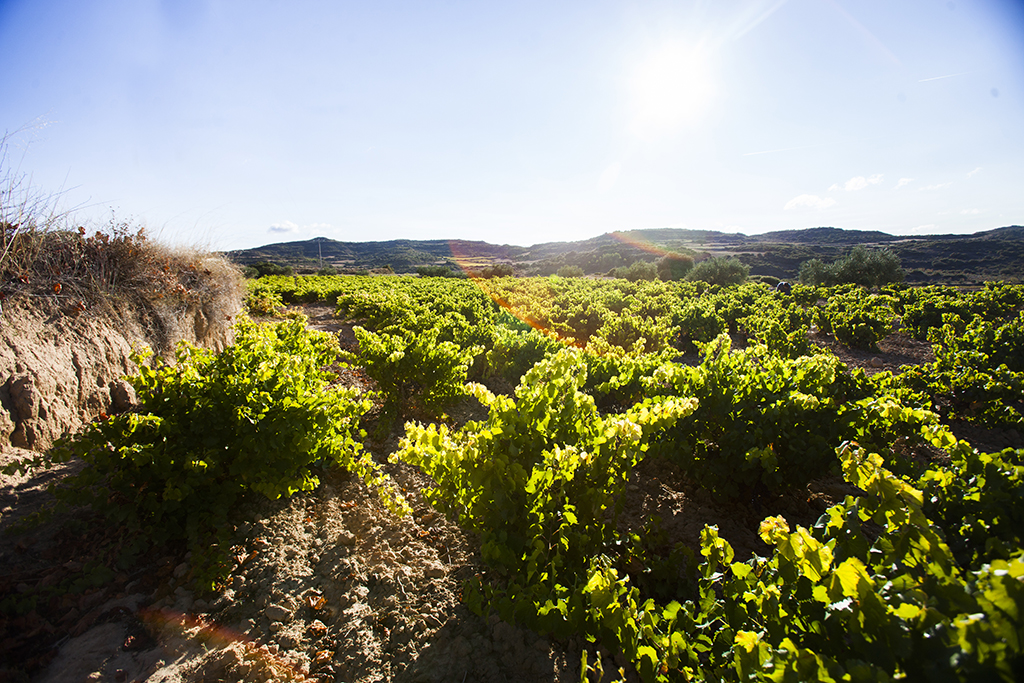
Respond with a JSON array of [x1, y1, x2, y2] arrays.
[[8, 273, 1024, 681]]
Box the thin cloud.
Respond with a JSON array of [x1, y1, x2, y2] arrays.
[[784, 194, 836, 210], [967, 167, 982, 178], [919, 182, 953, 191], [910, 224, 936, 233], [918, 72, 969, 83], [842, 174, 883, 191], [960, 208, 982, 215], [894, 178, 913, 189], [268, 220, 300, 234]]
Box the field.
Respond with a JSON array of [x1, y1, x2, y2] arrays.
[[4, 273, 1024, 682]]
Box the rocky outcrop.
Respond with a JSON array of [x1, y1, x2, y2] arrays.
[[0, 298, 239, 452]]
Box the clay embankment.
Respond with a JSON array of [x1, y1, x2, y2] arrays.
[[0, 298, 237, 453]]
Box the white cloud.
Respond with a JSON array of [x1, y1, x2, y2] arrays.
[[960, 208, 982, 215], [894, 178, 913, 189], [910, 224, 936, 233], [919, 182, 953, 191], [268, 220, 299, 234], [828, 183, 840, 192], [842, 174, 883, 191], [307, 222, 333, 232], [784, 194, 836, 210], [967, 167, 982, 178]]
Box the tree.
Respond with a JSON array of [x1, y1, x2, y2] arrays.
[[417, 265, 464, 278], [480, 262, 515, 278], [686, 257, 749, 286], [247, 261, 294, 278], [657, 252, 695, 281], [612, 260, 658, 282], [799, 246, 905, 288], [798, 258, 828, 286], [557, 265, 585, 278]]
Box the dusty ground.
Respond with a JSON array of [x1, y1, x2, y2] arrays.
[[1, 307, 1020, 683]]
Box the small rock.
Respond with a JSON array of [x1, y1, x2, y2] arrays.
[[269, 621, 284, 633], [175, 595, 193, 612], [173, 562, 189, 578], [110, 380, 136, 413], [278, 631, 300, 649], [308, 620, 328, 638], [868, 357, 884, 368], [266, 603, 292, 622], [216, 648, 242, 670], [423, 563, 445, 579], [193, 598, 209, 612], [338, 531, 356, 546], [174, 586, 191, 599], [231, 575, 246, 589]]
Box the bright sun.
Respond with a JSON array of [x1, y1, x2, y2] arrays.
[[628, 42, 715, 139]]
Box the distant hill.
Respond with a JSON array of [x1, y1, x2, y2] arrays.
[[758, 227, 897, 244], [225, 226, 1024, 285]]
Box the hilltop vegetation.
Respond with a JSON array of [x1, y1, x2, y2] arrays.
[[226, 225, 1024, 285]]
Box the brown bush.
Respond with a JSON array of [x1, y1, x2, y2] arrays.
[[1, 138, 244, 344]]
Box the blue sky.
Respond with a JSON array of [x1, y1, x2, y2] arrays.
[[1, 0, 1022, 250]]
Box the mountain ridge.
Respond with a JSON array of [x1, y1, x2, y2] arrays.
[[226, 225, 1024, 284]]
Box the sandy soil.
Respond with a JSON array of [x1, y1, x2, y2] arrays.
[[1, 308, 1020, 683]]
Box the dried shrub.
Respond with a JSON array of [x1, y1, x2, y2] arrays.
[[0, 135, 244, 343]]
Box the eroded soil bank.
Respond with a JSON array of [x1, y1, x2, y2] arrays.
[[0, 298, 237, 453]]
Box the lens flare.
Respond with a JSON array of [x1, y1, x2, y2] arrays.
[[446, 236, 680, 353]]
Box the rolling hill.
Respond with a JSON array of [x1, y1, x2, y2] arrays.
[[225, 226, 1024, 284]]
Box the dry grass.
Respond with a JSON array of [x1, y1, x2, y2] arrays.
[[0, 135, 244, 343]]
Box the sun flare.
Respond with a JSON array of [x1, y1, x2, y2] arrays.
[[628, 42, 715, 139]]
